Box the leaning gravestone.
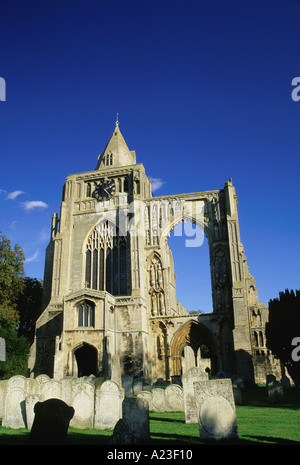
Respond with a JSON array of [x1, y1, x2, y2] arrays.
[[94, 380, 123, 429], [182, 367, 208, 423], [194, 378, 239, 441], [122, 397, 150, 442], [28, 398, 74, 445], [25, 394, 44, 429]]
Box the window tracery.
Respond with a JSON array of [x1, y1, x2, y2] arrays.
[[78, 301, 95, 327], [85, 221, 128, 295]]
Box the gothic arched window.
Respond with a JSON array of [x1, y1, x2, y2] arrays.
[[78, 301, 95, 327], [104, 152, 113, 166], [85, 222, 128, 296]]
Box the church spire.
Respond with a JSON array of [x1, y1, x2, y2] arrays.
[[95, 118, 136, 170]]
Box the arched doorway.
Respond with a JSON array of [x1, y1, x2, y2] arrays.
[[74, 343, 98, 377], [170, 320, 217, 377]]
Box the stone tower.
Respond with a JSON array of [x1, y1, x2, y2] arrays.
[[29, 121, 277, 384]]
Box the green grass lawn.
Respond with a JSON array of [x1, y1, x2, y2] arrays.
[[0, 387, 299, 445]]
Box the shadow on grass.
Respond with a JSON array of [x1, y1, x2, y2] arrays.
[[150, 416, 185, 424], [67, 432, 300, 446], [244, 436, 300, 445], [1, 428, 300, 446]]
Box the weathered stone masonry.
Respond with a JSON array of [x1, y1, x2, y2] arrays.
[[28, 121, 280, 384]]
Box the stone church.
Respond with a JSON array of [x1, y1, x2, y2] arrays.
[[28, 120, 279, 385]]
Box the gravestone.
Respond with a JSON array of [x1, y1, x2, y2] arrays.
[[165, 384, 183, 411], [152, 388, 166, 412], [111, 353, 122, 389], [28, 398, 74, 445], [60, 377, 75, 405], [2, 375, 27, 428], [137, 391, 153, 410], [122, 375, 133, 397], [0, 337, 5, 361], [0, 380, 7, 418], [109, 419, 135, 445], [182, 367, 208, 423], [122, 397, 150, 442], [266, 374, 284, 403], [94, 380, 123, 429], [232, 384, 242, 405], [41, 379, 61, 400], [194, 378, 239, 440], [25, 394, 44, 429], [133, 380, 143, 395], [70, 381, 95, 429]]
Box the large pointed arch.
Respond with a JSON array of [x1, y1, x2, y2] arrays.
[[169, 319, 218, 376], [73, 342, 98, 377]]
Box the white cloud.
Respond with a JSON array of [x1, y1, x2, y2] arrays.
[[6, 190, 25, 200], [22, 200, 48, 211], [25, 250, 39, 263], [10, 220, 18, 229], [149, 177, 165, 193]]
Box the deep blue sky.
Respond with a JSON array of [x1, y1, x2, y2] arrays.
[[0, 0, 300, 312]]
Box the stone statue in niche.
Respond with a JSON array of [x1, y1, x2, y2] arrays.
[[149, 257, 166, 316]]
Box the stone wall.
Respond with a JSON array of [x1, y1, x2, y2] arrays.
[[1, 371, 243, 441], [0, 375, 124, 430]]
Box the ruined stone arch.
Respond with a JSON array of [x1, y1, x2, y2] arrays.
[[169, 320, 217, 377], [158, 210, 207, 249]]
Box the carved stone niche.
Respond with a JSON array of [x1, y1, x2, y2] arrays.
[[148, 254, 166, 316]]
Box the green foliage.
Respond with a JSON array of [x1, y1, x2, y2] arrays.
[[266, 289, 300, 385], [17, 277, 43, 344], [0, 233, 38, 378], [0, 232, 25, 329], [0, 326, 30, 379]]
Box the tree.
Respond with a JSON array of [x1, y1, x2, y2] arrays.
[[0, 233, 35, 379], [266, 289, 300, 386], [0, 326, 30, 379], [0, 232, 25, 328], [17, 277, 43, 343]]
